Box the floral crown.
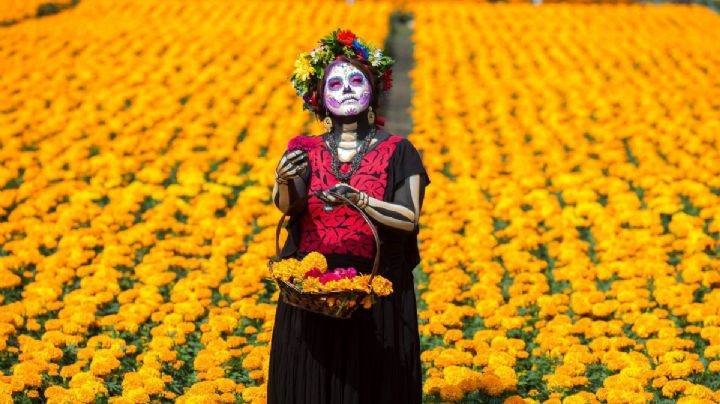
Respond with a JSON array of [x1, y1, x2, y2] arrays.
[[291, 28, 395, 113]]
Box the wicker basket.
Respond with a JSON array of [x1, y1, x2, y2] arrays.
[[268, 191, 381, 319]]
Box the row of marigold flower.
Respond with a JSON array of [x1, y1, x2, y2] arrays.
[[2, 0, 720, 403], [406, 2, 720, 403], [0, 0, 393, 403]]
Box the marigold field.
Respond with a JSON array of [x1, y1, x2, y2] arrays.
[[1, 0, 719, 403]]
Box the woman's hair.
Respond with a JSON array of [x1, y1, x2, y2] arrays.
[[313, 56, 382, 121]]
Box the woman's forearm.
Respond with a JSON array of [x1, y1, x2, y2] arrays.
[[363, 174, 422, 233], [273, 177, 307, 214], [364, 196, 417, 232]]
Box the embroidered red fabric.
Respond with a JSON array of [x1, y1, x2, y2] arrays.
[[298, 135, 402, 258]]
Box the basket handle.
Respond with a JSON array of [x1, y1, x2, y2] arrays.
[[274, 190, 381, 285]]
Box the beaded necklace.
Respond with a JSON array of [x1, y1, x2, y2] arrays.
[[326, 125, 377, 183]]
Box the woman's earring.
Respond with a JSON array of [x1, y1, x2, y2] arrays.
[[323, 116, 333, 132], [367, 106, 375, 125]]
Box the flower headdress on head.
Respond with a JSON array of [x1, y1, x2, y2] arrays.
[[291, 28, 395, 114]]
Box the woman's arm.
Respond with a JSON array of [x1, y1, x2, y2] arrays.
[[365, 174, 425, 232], [272, 177, 308, 214], [323, 174, 427, 233], [272, 150, 309, 214]]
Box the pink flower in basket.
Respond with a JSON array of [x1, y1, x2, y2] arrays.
[[318, 267, 359, 285]]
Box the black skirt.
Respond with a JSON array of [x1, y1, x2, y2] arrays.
[[267, 254, 422, 404]]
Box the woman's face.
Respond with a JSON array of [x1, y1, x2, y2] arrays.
[[323, 61, 372, 116]]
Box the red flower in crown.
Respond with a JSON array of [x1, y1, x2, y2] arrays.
[[381, 67, 393, 91], [337, 29, 357, 47]]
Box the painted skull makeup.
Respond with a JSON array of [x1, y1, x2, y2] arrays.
[[323, 61, 372, 116]]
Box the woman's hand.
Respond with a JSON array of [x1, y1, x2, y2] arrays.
[[319, 183, 369, 209], [275, 150, 308, 184], [272, 150, 309, 214], [316, 176, 424, 233]]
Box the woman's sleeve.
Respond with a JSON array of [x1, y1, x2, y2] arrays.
[[392, 139, 430, 268], [368, 138, 430, 235], [391, 138, 431, 192]]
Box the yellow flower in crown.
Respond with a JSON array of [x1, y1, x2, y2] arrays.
[[292, 52, 315, 82]]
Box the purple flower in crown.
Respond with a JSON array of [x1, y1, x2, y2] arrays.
[[302, 92, 318, 112]]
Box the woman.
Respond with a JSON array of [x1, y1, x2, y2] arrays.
[[268, 29, 430, 404]]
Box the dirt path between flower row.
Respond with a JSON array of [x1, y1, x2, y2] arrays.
[[381, 13, 414, 138]]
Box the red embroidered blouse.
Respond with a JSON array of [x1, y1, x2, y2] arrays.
[[297, 135, 403, 258]]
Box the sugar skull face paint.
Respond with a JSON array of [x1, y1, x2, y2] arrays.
[[323, 61, 372, 116]]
